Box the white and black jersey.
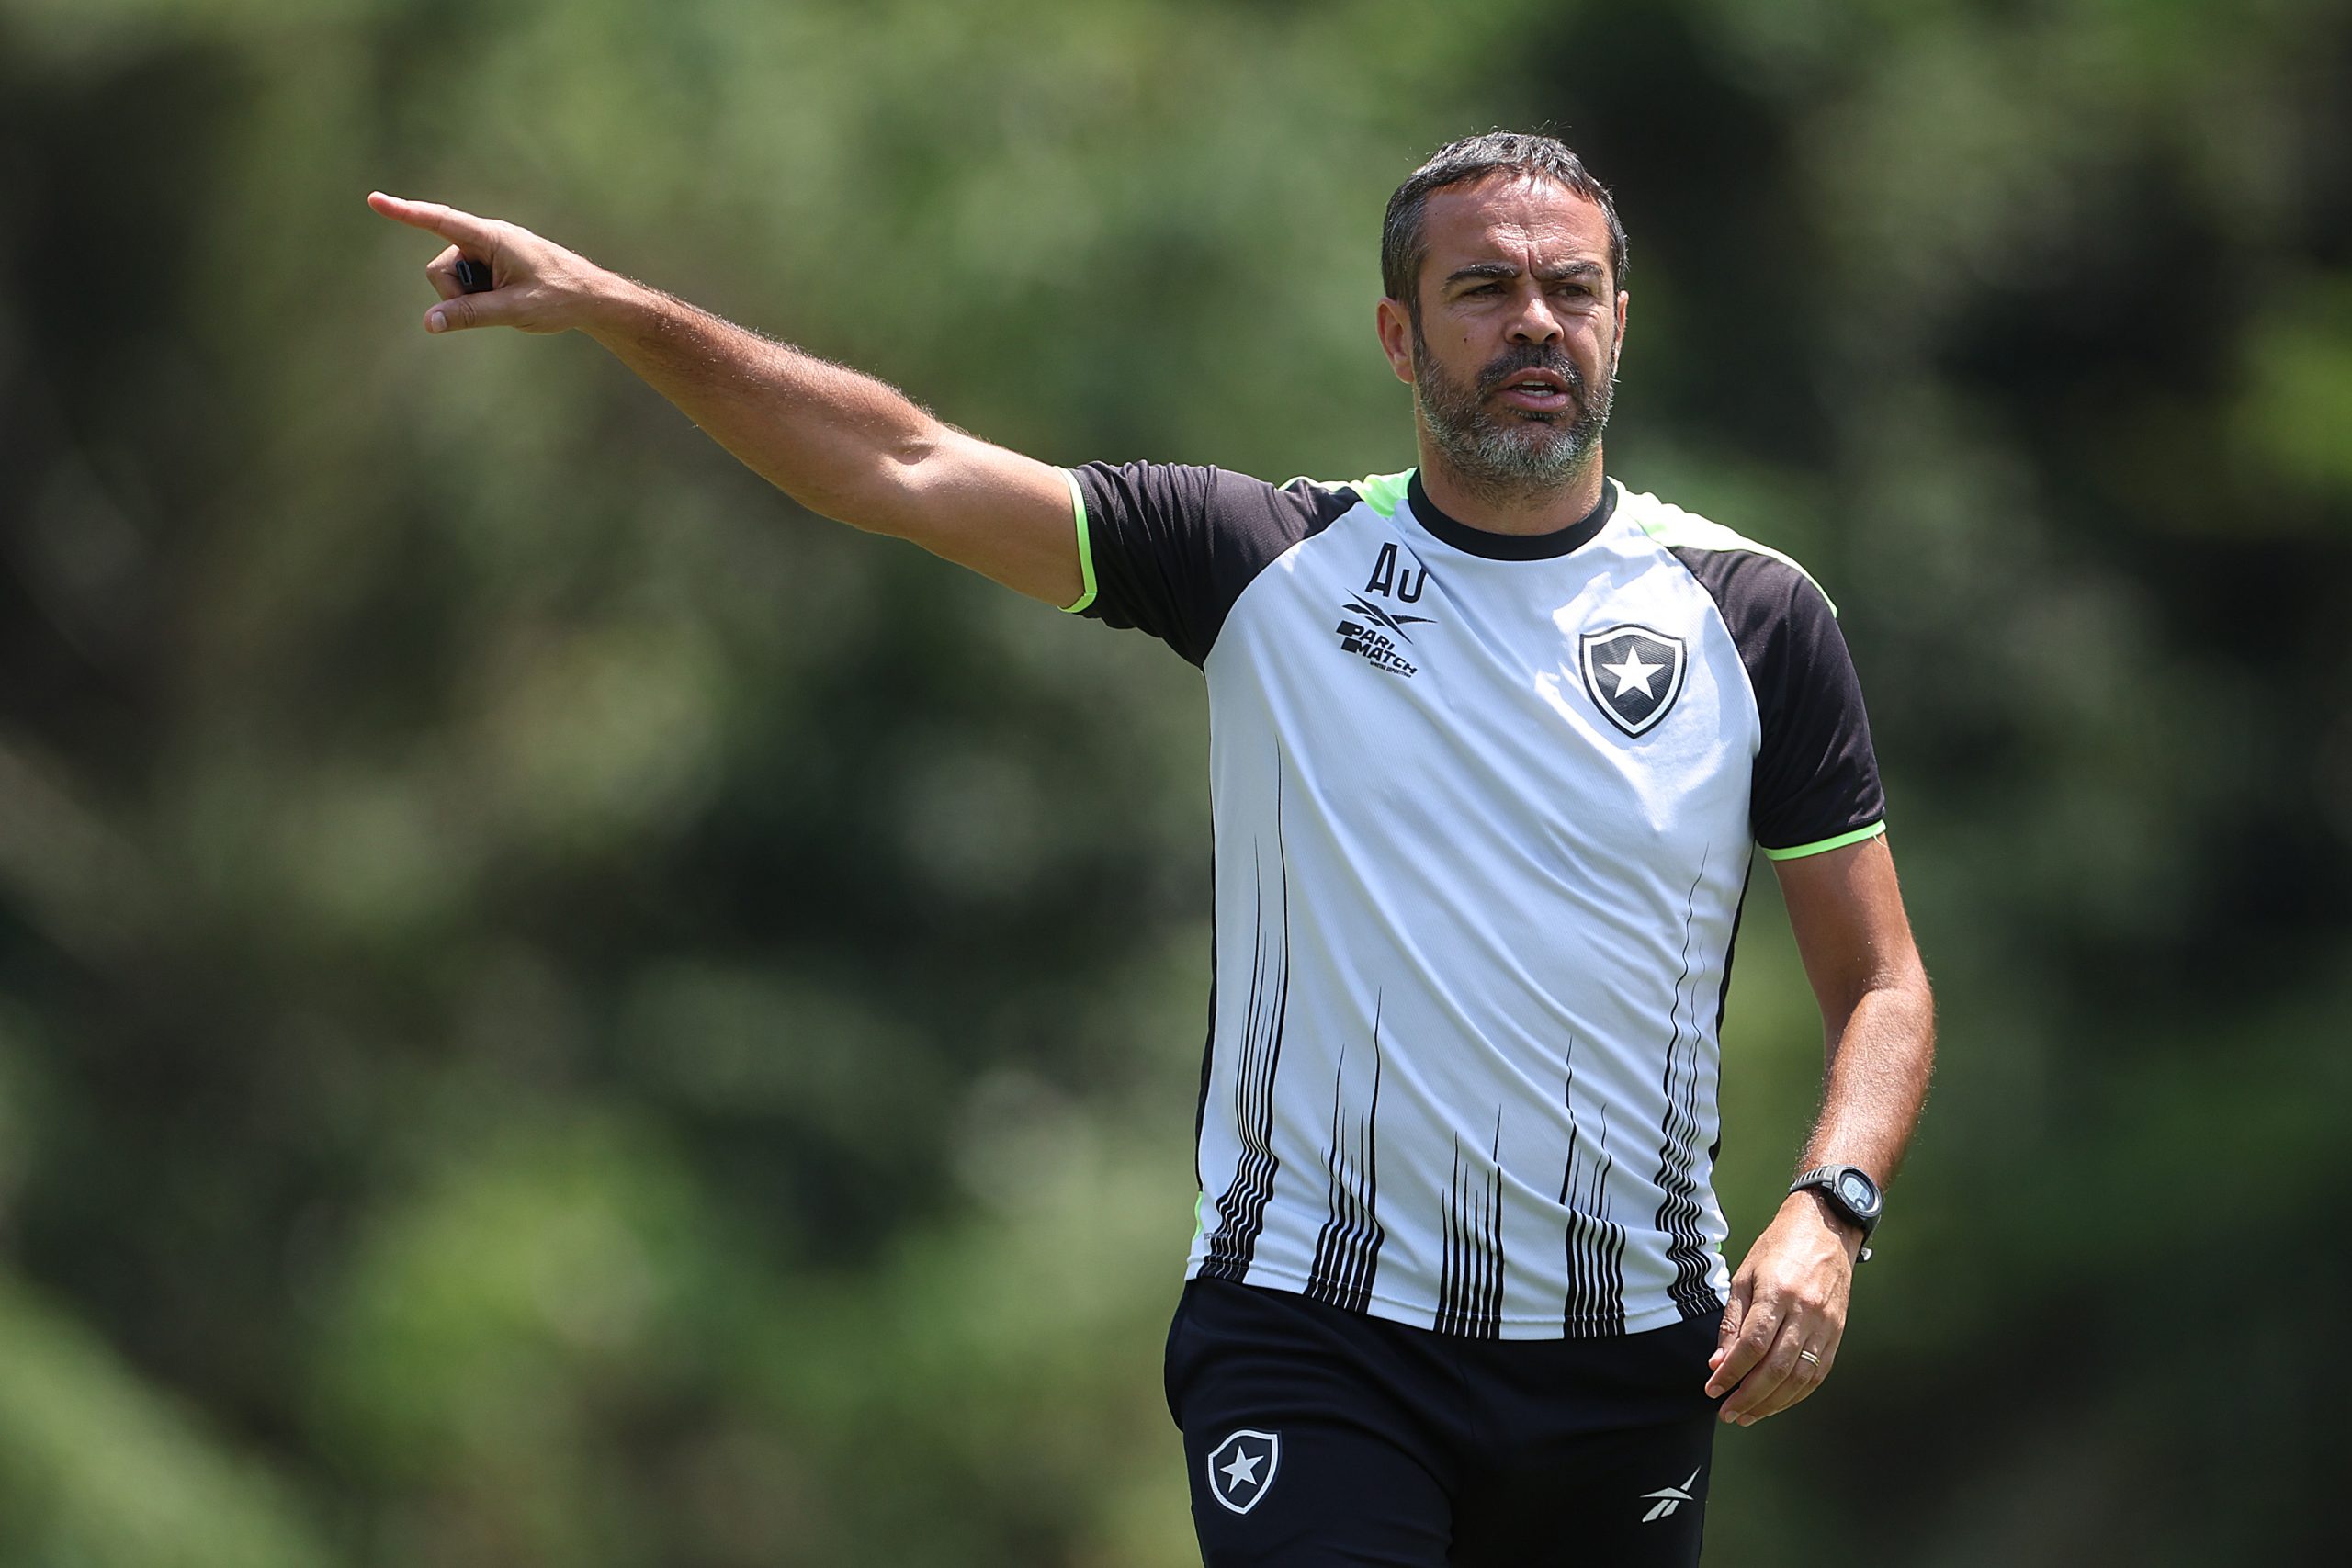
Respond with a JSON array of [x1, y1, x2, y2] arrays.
[[1064, 462, 1885, 1339]]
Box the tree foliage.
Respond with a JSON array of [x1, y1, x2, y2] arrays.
[[2, 0, 2346, 1562]]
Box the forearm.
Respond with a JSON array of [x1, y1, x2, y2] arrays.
[[1799, 973, 1936, 1184], [577, 273, 943, 532]]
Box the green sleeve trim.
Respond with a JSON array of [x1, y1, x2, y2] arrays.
[[1623, 483, 1839, 615], [1057, 467, 1098, 615], [1761, 820, 1886, 861]]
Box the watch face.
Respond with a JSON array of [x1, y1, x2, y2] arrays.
[[1838, 1172, 1879, 1214]]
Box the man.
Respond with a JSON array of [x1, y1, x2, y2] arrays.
[[370, 130, 1933, 1565]]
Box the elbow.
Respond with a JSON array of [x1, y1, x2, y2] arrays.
[[1874, 963, 1938, 1061], [1872, 958, 1935, 1027], [827, 424, 948, 538], [1881, 951, 1933, 1010], [1822, 953, 1935, 1045], [786, 425, 941, 536]]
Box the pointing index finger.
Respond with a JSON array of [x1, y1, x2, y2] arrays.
[[368, 191, 498, 252]]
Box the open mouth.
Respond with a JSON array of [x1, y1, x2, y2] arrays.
[[1492, 368, 1574, 412]]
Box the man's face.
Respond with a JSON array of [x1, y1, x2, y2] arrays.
[[1378, 173, 1627, 502]]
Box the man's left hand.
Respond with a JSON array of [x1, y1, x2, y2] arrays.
[[1705, 1192, 1860, 1424]]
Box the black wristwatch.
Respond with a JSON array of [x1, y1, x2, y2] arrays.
[[1789, 1164, 1882, 1262]]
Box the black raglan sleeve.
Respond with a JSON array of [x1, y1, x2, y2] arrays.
[[1064, 461, 1356, 667], [1671, 547, 1887, 858]]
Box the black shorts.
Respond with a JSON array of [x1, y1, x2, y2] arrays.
[[1164, 1278, 1724, 1567]]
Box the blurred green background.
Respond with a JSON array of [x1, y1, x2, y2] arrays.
[[3, 0, 2348, 1562]]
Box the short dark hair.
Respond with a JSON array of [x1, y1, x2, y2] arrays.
[[1381, 131, 1629, 311]]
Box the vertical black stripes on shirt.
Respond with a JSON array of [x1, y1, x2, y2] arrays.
[[1192, 819, 1219, 1190], [1435, 1114, 1506, 1338], [1653, 856, 1721, 1321], [1560, 1039, 1629, 1338], [1199, 763, 1291, 1282], [1305, 1000, 1385, 1315], [1713, 862, 1752, 1038]]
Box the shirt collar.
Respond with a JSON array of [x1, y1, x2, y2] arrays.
[[1404, 469, 1615, 560]]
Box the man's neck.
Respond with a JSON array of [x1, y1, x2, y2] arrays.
[[1414, 442, 1606, 537]]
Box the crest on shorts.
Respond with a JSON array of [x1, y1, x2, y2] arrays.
[[1578, 624, 1688, 738], [1207, 1428, 1282, 1515]]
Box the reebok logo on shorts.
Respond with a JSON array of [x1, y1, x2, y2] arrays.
[[1639, 1467, 1701, 1522], [1207, 1428, 1281, 1514]]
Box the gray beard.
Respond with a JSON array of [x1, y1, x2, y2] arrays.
[[1411, 316, 1613, 509]]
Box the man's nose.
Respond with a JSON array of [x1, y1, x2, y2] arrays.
[[1507, 288, 1563, 344]]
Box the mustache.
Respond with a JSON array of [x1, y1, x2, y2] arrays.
[[1476, 344, 1587, 399]]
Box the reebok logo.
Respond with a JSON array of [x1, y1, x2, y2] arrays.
[[1639, 1468, 1701, 1523], [1334, 594, 1426, 677]]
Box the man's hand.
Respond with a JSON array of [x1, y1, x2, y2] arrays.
[[1704, 1190, 1860, 1425], [368, 192, 613, 335]]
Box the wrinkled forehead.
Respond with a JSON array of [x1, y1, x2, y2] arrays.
[[1419, 172, 1615, 288]]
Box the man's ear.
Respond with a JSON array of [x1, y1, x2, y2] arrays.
[[1375, 296, 1417, 386]]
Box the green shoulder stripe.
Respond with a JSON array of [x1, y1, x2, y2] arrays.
[[1623, 481, 1838, 616], [1351, 468, 1413, 518], [1057, 467, 1098, 615], [1285, 467, 1415, 518]]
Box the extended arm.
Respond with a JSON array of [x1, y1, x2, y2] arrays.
[[1706, 832, 1935, 1424], [366, 193, 1084, 607]]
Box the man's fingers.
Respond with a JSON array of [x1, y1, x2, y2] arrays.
[[1718, 1275, 1751, 1344], [1717, 1289, 1846, 1422], [425, 245, 469, 302], [1722, 1323, 1814, 1424], [1752, 1342, 1835, 1420], [368, 191, 502, 253], [1737, 1336, 1836, 1423], [1705, 1298, 1774, 1399], [423, 289, 517, 334], [1711, 1275, 1752, 1369]]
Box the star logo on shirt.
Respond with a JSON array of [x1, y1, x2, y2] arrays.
[[1207, 1428, 1282, 1515], [1578, 624, 1688, 737], [1600, 643, 1663, 698]]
